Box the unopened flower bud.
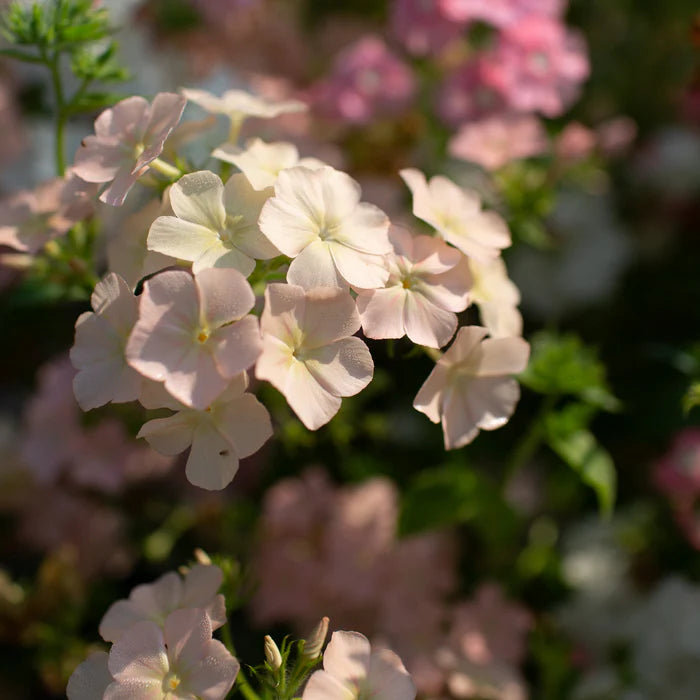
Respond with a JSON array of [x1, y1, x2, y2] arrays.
[[194, 548, 212, 565], [264, 635, 283, 671], [303, 616, 329, 659]]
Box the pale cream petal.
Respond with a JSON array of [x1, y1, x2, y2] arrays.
[[90, 273, 138, 337], [477, 337, 530, 376], [195, 267, 255, 327], [260, 283, 306, 346], [217, 393, 273, 459], [441, 381, 481, 450], [287, 239, 345, 289], [357, 287, 406, 340], [334, 202, 391, 255], [323, 631, 371, 686], [330, 243, 389, 289], [148, 215, 221, 262], [302, 670, 355, 700], [366, 649, 416, 700], [184, 639, 239, 700], [169, 170, 225, 229], [468, 376, 521, 431], [283, 360, 342, 430], [210, 315, 263, 378], [137, 413, 195, 456], [404, 292, 457, 348], [302, 286, 361, 347], [415, 256, 471, 313], [186, 421, 239, 490], [192, 243, 256, 277], [108, 621, 169, 682], [304, 337, 374, 398], [413, 364, 450, 424], [67, 652, 113, 700], [478, 301, 523, 338]]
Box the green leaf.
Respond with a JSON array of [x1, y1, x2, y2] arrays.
[[399, 464, 518, 538], [683, 381, 700, 414], [544, 406, 616, 515], [65, 91, 127, 114], [520, 330, 620, 411], [0, 47, 45, 64]]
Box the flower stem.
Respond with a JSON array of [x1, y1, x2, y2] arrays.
[[149, 157, 182, 179], [220, 623, 260, 700], [44, 49, 66, 175]]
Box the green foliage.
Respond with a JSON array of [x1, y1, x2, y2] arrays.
[[683, 381, 700, 414], [399, 463, 519, 539], [544, 403, 617, 515], [520, 330, 620, 411]]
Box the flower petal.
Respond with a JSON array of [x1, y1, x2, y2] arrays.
[[67, 652, 113, 700], [403, 292, 457, 348], [137, 412, 195, 456], [304, 337, 374, 398], [195, 267, 255, 327], [357, 286, 407, 340], [169, 170, 225, 229], [287, 239, 345, 289], [186, 421, 239, 490], [323, 630, 371, 686], [108, 620, 168, 682]]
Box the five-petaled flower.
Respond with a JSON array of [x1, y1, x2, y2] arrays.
[[256, 283, 374, 430], [73, 92, 186, 206], [414, 326, 529, 449]]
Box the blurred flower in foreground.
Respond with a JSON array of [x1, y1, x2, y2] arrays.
[[310, 36, 415, 125], [439, 0, 566, 26], [302, 630, 416, 700], [391, 0, 465, 57]]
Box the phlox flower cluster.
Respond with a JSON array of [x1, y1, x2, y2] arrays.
[[67, 562, 240, 700], [301, 0, 590, 172], [44, 85, 530, 492], [67, 556, 419, 700], [252, 469, 533, 698]]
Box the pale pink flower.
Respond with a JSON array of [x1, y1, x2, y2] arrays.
[[439, 0, 565, 26], [0, 173, 95, 253], [181, 86, 306, 137], [400, 169, 511, 263], [106, 193, 177, 290], [449, 115, 548, 171], [310, 35, 416, 124], [137, 372, 272, 490], [259, 165, 391, 289], [413, 326, 529, 449], [252, 471, 455, 659], [256, 283, 373, 430], [555, 122, 596, 162], [126, 267, 262, 409], [488, 16, 589, 117], [73, 93, 186, 206], [437, 61, 507, 128], [303, 631, 416, 700], [147, 170, 278, 275], [104, 608, 238, 700], [70, 272, 142, 410], [212, 137, 325, 190], [67, 652, 112, 700], [356, 226, 470, 348], [19, 356, 82, 483], [449, 584, 533, 666], [390, 0, 465, 56], [99, 564, 227, 642], [468, 257, 522, 338]]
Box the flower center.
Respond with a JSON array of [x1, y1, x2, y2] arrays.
[[197, 330, 209, 343], [221, 213, 246, 245], [163, 671, 182, 692]]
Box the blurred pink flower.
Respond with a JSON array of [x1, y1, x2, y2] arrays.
[[73, 93, 186, 206], [449, 584, 533, 666], [0, 175, 94, 254], [137, 372, 272, 490], [555, 122, 596, 162], [414, 326, 529, 449], [356, 226, 471, 348], [259, 165, 391, 289], [595, 116, 637, 158], [449, 115, 548, 170], [437, 60, 508, 128], [126, 267, 262, 409], [70, 272, 142, 410], [488, 16, 589, 117], [400, 168, 511, 263], [654, 429, 700, 503], [252, 471, 456, 661], [439, 0, 565, 26], [99, 563, 227, 642], [303, 631, 416, 700], [256, 284, 373, 430], [105, 608, 238, 699], [311, 35, 416, 124], [390, 0, 465, 57]]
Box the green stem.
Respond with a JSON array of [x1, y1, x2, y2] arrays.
[[502, 393, 557, 488], [149, 157, 182, 179], [47, 51, 66, 175]]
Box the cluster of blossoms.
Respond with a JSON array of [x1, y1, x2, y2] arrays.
[[67, 556, 418, 700], [32, 84, 531, 491], [302, 0, 590, 172], [253, 470, 533, 698]]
